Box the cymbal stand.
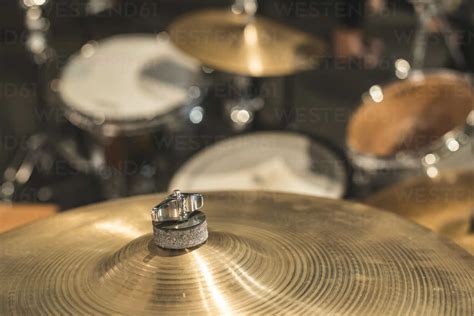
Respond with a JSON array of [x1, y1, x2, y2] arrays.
[[21, 0, 54, 65], [411, 0, 466, 70], [0, 134, 48, 202], [5, 2, 59, 203], [222, 0, 266, 130], [232, 0, 258, 16]]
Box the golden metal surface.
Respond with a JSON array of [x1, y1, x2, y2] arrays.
[[168, 10, 326, 77], [366, 169, 474, 254], [0, 191, 473, 315]]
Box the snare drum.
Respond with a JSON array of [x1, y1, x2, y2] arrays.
[[170, 131, 349, 198], [50, 34, 206, 196], [347, 70, 474, 192]]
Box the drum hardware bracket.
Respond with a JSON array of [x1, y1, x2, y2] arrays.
[[151, 190, 208, 249]]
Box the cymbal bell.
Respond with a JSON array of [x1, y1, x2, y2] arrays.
[[0, 191, 472, 314], [366, 169, 474, 254], [168, 9, 326, 77]]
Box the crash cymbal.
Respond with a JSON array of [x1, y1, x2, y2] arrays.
[[1, 191, 472, 314], [366, 169, 474, 254], [168, 9, 326, 77]]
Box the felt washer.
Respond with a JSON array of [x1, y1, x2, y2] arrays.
[[152, 211, 208, 249]]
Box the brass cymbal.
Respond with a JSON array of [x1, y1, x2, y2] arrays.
[[366, 169, 474, 254], [1, 192, 472, 314], [168, 9, 326, 77]]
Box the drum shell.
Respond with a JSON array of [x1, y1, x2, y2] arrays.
[[347, 69, 474, 194]]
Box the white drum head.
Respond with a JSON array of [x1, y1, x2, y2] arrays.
[[170, 132, 348, 198], [59, 34, 201, 124]]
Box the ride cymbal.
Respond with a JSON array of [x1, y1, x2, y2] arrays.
[[168, 9, 326, 77], [0, 192, 472, 314], [366, 169, 474, 254]]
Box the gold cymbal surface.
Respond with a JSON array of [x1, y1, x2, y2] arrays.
[[168, 10, 326, 77], [366, 169, 474, 254], [0, 191, 472, 315]]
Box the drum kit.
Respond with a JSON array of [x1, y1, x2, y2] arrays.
[[1, 0, 473, 313]]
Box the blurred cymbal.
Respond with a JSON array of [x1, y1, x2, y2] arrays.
[[168, 9, 326, 77], [366, 169, 474, 254], [1, 192, 472, 314]]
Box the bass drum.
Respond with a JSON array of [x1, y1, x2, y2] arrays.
[[170, 131, 350, 198]]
